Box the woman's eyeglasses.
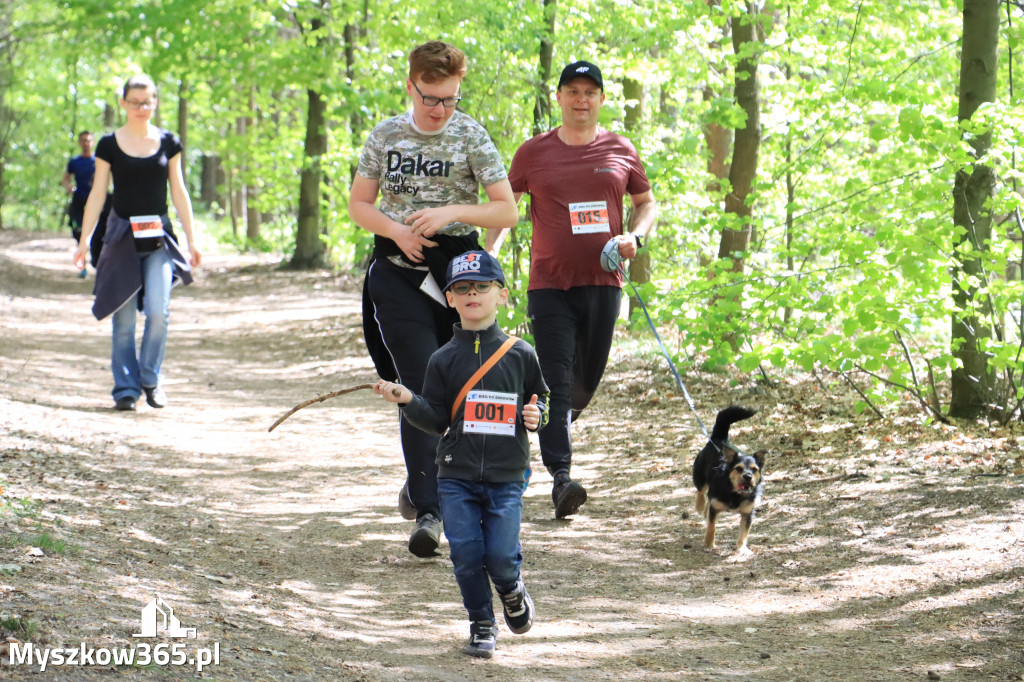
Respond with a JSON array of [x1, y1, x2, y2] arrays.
[[125, 99, 156, 110], [450, 281, 495, 295]]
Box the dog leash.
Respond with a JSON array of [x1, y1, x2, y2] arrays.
[[601, 238, 720, 452]]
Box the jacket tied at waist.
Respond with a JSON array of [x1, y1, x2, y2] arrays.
[[90, 210, 193, 321]]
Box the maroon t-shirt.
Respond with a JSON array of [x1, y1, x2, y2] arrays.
[[508, 128, 651, 291]]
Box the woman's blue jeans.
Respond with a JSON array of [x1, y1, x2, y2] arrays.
[[438, 478, 525, 623], [110, 247, 172, 401]]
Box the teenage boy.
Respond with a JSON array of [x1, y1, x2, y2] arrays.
[[374, 251, 549, 659], [351, 41, 518, 557]]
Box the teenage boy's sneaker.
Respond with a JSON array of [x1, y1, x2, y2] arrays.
[[408, 513, 442, 558], [498, 578, 534, 634], [397, 481, 416, 521], [552, 472, 587, 518], [462, 620, 498, 658]]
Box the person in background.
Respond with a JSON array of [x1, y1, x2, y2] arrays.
[[374, 251, 548, 659], [349, 41, 518, 558], [73, 75, 201, 412], [62, 131, 109, 276], [506, 60, 657, 519]]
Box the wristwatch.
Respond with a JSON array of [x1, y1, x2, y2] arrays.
[[632, 233, 645, 249]]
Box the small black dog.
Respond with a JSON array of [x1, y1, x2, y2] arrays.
[[692, 406, 766, 553]]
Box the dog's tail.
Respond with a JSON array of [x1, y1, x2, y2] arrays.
[[710, 405, 757, 442]]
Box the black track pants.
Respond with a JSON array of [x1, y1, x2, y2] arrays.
[[528, 286, 621, 475], [367, 259, 458, 518]]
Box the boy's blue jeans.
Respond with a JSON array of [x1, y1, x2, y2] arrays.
[[110, 247, 172, 401], [438, 478, 525, 624]]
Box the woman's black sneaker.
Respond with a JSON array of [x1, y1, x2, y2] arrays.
[[114, 397, 137, 411], [143, 385, 167, 408]]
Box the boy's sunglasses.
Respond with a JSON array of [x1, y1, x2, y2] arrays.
[[450, 281, 496, 295]]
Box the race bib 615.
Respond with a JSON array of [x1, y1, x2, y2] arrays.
[[568, 201, 610, 235]]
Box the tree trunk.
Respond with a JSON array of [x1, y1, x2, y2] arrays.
[[783, 15, 797, 325], [950, 0, 1000, 418], [0, 4, 13, 228], [703, 0, 731, 195], [200, 154, 224, 207], [344, 20, 361, 184], [717, 3, 765, 273], [227, 167, 241, 238], [230, 116, 246, 238], [245, 87, 260, 242], [783, 136, 795, 323], [66, 61, 78, 143], [0, 155, 5, 230], [291, 87, 328, 269], [246, 186, 260, 242], [703, 85, 733, 194], [624, 76, 652, 322], [532, 0, 557, 137], [177, 81, 187, 184]]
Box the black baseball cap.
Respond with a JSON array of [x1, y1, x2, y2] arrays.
[[444, 251, 506, 292], [557, 60, 603, 90]]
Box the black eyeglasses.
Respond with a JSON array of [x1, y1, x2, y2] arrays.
[[450, 281, 495, 295], [125, 99, 156, 110], [412, 81, 461, 108]]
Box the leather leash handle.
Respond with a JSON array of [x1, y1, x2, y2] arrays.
[[451, 336, 518, 422]]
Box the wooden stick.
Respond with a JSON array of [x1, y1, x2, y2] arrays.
[[267, 384, 376, 432]]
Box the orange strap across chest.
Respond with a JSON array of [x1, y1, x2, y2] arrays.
[[451, 336, 518, 422]]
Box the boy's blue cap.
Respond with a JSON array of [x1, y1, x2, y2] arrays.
[[445, 251, 506, 291]]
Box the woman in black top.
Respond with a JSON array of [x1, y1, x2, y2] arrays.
[[74, 75, 201, 411]]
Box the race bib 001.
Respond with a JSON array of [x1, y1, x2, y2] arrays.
[[129, 215, 163, 240], [568, 201, 610, 235], [463, 390, 517, 437]]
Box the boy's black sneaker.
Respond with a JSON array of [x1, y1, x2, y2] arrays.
[[408, 513, 442, 558], [552, 473, 587, 518], [462, 620, 498, 658], [498, 578, 534, 634]]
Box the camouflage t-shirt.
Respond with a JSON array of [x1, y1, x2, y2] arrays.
[[356, 110, 508, 238]]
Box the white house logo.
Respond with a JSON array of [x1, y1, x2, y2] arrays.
[[6, 595, 218, 672], [133, 596, 196, 638]]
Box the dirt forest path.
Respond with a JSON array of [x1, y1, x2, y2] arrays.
[[1, 229, 1023, 682]]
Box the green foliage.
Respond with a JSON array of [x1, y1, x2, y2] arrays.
[[0, 614, 40, 638], [29, 530, 74, 556], [2, 0, 1022, 420], [1, 496, 40, 520]]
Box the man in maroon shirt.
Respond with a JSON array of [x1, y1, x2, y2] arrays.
[[507, 60, 657, 518]]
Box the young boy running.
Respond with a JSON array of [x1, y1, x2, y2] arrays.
[[374, 251, 549, 658]]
